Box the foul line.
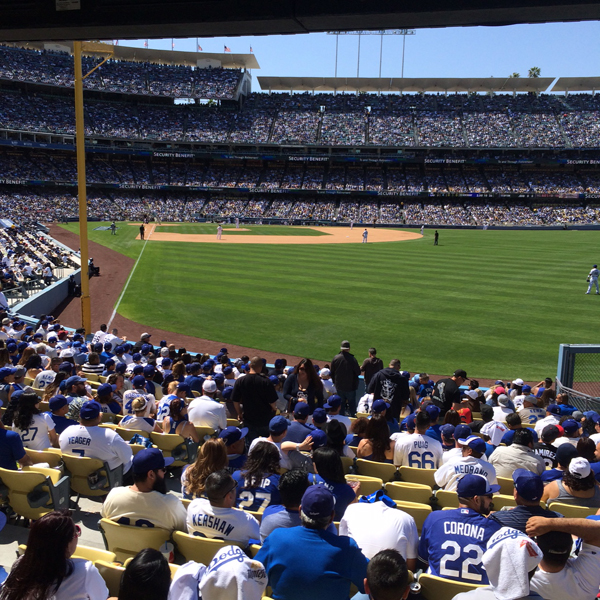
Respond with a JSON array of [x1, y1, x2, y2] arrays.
[[107, 224, 155, 328]]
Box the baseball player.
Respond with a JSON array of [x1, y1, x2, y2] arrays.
[[586, 264, 599, 294], [393, 411, 443, 468], [217, 224, 223, 240], [418, 474, 502, 584], [420, 225, 424, 235], [362, 228, 368, 243]]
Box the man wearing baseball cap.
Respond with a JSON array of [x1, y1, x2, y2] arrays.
[[435, 435, 498, 492], [188, 379, 227, 432], [219, 425, 249, 472], [552, 418, 582, 448], [367, 359, 410, 421], [46, 394, 77, 434], [283, 402, 315, 443], [490, 469, 559, 533], [441, 423, 473, 463], [431, 369, 469, 415], [101, 447, 186, 532], [534, 404, 561, 437], [418, 474, 501, 584], [63, 375, 92, 421], [256, 485, 369, 600], [59, 400, 133, 477], [489, 428, 546, 478], [122, 374, 156, 418], [324, 394, 352, 431]]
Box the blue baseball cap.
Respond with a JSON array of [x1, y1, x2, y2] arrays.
[[522, 385, 532, 393], [132, 365, 144, 375], [584, 411, 600, 424], [96, 383, 116, 396], [132, 375, 147, 388], [177, 383, 192, 394], [143, 365, 155, 377], [66, 375, 86, 388], [301, 485, 335, 519], [213, 373, 225, 384], [307, 428, 328, 449], [425, 404, 440, 422], [269, 416, 289, 434], [104, 359, 115, 368], [458, 435, 487, 454], [49, 395, 68, 412], [372, 399, 390, 413], [80, 400, 102, 420], [132, 353, 142, 362], [0, 367, 16, 380], [456, 474, 501, 498], [512, 468, 543, 502], [454, 424, 472, 440], [562, 419, 580, 435], [312, 408, 328, 425], [222, 386, 234, 400], [132, 448, 174, 474], [405, 413, 416, 430], [440, 424, 456, 439], [324, 395, 341, 410], [268, 375, 279, 385], [218, 426, 248, 446], [547, 404, 561, 415], [104, 342, 113, 350], [293, 402, 310, 418], [223, 366, 233, 375], [115, 363, 127, 374]]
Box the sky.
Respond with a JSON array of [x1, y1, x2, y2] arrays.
[[121, 21, 600, 88]]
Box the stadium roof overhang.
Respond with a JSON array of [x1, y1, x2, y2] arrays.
[[552, 77, 600, 92], [258, 77, 556, 94], [13, 41, 260, 69], [1, 0, 600, 41]]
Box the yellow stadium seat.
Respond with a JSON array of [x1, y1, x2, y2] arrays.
[[0, 465, 70, 520], [496, 476, 515, 496], [227, 418, 241, 427], [99, 423, 119, 431], [356, 412, 369, 419], [194, 426, 217, 441], [123, 557, 179, 578], [385, 482, 433, 505], [150, 432, 199, 466], [345, 474, 383, 496], [173, 531, 243, 564], [419, 573, 485, 600], [38, 400, 50, 412], [340, 456, 355, 475], [435, 489, 460, 509], [248, 543, 261, 558], [31, 388, 44, 398], [130, 443, 153, 455], [245, 509, 263, 522], [115, 426, 145, 441], [356, 459, 398, 482], [491, 493, 517, 510], [23, 376, 34, 386], [472, 412, 482, 420], [154, 386, 163, 401], [24, 448, 63, 469], [398, 466, 437, 488], [181, 498, 192, 509], [393, 500, 431, 534], [98, 376, 108, 383], [85, 373, 100, 382], [547, 501, 599, 518], [99, 518, 171, 563], [61, 454, 123, 497], [18, 543, 118, 565], [101, 412, 121, 424], [95, 560, 125, 598]]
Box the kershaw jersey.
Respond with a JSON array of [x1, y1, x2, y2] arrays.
[[393, 433, 443, 469], [418, 508, 501, 584]]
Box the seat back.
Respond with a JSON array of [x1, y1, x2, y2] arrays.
[[99, 518, 171, 562], [115, 427, 145, 441], [150, 432, 197, 466], [24, 448, 63, 469], [547, 501, 598, 518], [491, 493, 517, 510], [398, 466, 437, 488], [356, 459, 398, 482], [435, 489, 459, 509], [393, 500, 431, 534], [340, 456, 355, 475], [95, 560, 125, 598], [18, 543, 116, 564], [62, 454, 122, 497], [173, 531, 242, 564], [385, 482, 433, 505], [496, 476, 515, 496], [194, 426, 217, 441], [419, 573, 485, 600], [345, 474, 383, 497]]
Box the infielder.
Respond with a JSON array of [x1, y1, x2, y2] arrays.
[[586, 264, 599, 294], [362, 228, 368, 243], [421, 225, 424, 235], [217, 225, 223, 240]]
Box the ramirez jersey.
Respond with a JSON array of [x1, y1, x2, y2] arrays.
[[418, 508, 501, 585], [232, 470, 281, 512], [393, 433, 443, 469], [434, 456, 498, 492]]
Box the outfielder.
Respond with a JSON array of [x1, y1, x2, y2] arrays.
[[362, 228, 368, 243], [586, 264, 599, 294], [217, 225, 223, 240]]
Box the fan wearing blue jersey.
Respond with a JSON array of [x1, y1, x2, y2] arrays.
[[418, 474, 501, 585], [232, 440, 281, 512]]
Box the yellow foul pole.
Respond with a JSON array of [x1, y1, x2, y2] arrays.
[[73, 41, 92, 335]]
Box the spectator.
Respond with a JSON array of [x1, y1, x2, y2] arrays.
[[356, 413, 395, 463], [218, 425, 248, 473], [118, 548, 171, 600], [541, 457, 600, 508], [181, 438, 228, 500], [330, 340, 361, 417], [393, 411, 443, 468], [187, 379, 227, 432], [489, 428, 546, 478], [47, 394, 78, 435], [282, 402, 315, 443], [161, 397, 198, 442], [282, 357, 324, 412], [432, 369, 469, 415], [12, 391, 58, 450], [351, 549, 411, 600], [534, 424, 560, 469], [360, 348, 383, 388]]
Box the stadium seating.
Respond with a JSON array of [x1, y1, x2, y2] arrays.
[[355, 458, 398, 482], [99, 518, 171, 562], [547, 501, 599, 518], [419, 573, 485, 600], [173, 531, 243, 563], [95, 560, 125, 597], [398, 467, 437, 488], [61, 454, 123, 498], [18, 543, 116, 564], [345, 474, 384, 496], [24, 448, 63, 469], [393, 500, 432, 534], [150, 432, 199, 466], [385, 482, 434, 505]]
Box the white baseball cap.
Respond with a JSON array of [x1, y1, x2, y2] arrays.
[[203, 380, 217, 393], [512, 378, 524, 386]]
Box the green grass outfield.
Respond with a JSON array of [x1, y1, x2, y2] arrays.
[[61, 222, 600, 380]]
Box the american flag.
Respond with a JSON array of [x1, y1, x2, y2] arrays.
[[224, 45, 231, 52], [198, 44, 203, 51], [250, 46, 253, 53], [114, 40, 119, 46], [144, 40, 148, 48], [171, 39, 175, 50]]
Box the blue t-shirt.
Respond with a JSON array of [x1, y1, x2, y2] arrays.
[[255, 526, 368, 600], [46, 413, 78, 435], [184, 375, 205, 394], [418, 507, 501, 585], [232, 470, 281, 512], [284, 420, 315, 443], [425, 424, 442, 443], [308, 474, 356, 520], [226, 454, 247, 474], [0, 427, 26, 470], [558, 404, 577, 416]]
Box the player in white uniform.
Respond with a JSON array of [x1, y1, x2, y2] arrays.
[[362, 228, 368, 243], [59, 400, 133, 474], [586, 264, 600, 294], [187, 471, 260, 546], [393, 412, 443, 468], [217, 225, 223, 240]]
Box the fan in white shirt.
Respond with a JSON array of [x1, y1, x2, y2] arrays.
[[12, 392, 58, 451], [393, 411, 443, 469]]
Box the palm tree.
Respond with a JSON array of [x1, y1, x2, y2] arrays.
[[509, 72, 520, 78], [528, 67, 541, 78]]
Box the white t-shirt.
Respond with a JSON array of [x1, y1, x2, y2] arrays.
[[534, 415, 560, 437], [33, 370, 57, 389], [328, 413, 353, 432], [59, 424, 133, 472], [187, 498, 260, 546], [442, 447, 490, 465], [339, 501, 418, 560], [120, 415, 156, 434], [393, 433, 443, 468], [52, 558, 109, 600], [13, 412, 55, 451], [101, 486, 187, 532], [188, 397, 227, 431], [589, 433, 600, 445], [492, 406, 514, 422], [435, 456, 498, 491], [480, 421, 509, 446], [553, 436, 580, 448], [530, 542, 600, 600]]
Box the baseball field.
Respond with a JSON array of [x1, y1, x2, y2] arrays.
[[59, 222, 599, 381]]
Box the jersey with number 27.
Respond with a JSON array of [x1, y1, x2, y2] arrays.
[[232, 470, 281, 512], [393, 433, 443, 468], [418, 507, 501, 584]]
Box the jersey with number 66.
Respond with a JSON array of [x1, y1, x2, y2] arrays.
[[232, 470, 281, 512], [418, 508, 501, 584], [393, 432, 443, 468]]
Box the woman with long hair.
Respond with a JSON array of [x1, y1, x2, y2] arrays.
[[443, 410, 462, 427], [233, 440, 281, 511], [24, 354, 44, 379], [117, 548, 170, 600], [162, 360, 185, 393], [17, 347, 36, 367], [162, 398, 199, 442], [0, 510, 108, 600], [107, 372, 125, 400], [43, 372, 67, 402], [12, 391, 58, 450], [356, 415, 395, 463], [0, 345, 11, 369], [283, 358, 324, 412], [182, 437, 228, 499], [309, 446, 358, 520], [325, 419, 355, 458]]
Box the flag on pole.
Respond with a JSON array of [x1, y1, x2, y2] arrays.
[[171, 39, 175, 50], [224, 45, 231, 52], [197, 37, 202, 52], [250, 46, 253, 53], [114, 40, 119, 46], [144, 39, 148, 48]]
